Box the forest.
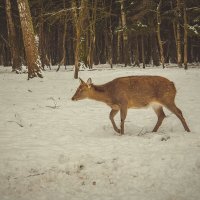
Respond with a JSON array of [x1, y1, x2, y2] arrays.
[[0, 0, 200, 79]]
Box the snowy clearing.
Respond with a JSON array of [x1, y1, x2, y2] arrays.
[[0, 65, 200, 200]]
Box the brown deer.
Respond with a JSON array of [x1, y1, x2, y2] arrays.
[[71, 76, 190, 135]]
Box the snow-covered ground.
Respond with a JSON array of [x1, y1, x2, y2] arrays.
[[0, 65, 200, 200]]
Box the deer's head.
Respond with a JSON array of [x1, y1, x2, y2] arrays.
[[71, 78, 92, 101]]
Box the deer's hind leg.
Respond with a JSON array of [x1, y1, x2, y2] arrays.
[[109, 109, 120, 133], [164, 102, 190, 132], [152, 104, 166, 132]]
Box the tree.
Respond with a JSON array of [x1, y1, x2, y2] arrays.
[[57, 0, 68, 72], [120, 0, 130, 66], [5, 0, 21, 72], [38, 0, 50, 70], [183, 0, 188, 69], [176, 0, 182, 67], [72, 0, 88, 79], [156, 0, 165, 68], [17, 0, 43, 79], [87, 0, 97, 69]]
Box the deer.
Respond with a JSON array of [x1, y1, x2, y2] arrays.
[[71, 76, 190, 135]]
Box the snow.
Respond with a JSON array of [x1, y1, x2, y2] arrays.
[[0, 65, 200, 200]]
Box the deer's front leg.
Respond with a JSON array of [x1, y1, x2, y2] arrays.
[[109, 109, 120, 133], [120, 105, 127, 135]]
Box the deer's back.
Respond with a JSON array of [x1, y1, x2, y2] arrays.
[[107, 76, 176, 108]]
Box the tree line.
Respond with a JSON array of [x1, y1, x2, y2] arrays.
[[0, 0, 199, 79]]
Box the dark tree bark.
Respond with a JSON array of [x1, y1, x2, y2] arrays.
[[5, 0, 21, 72], [141, 35, 145, 68], [133, 35, 140, 67], [57, 0, 67, 72], [176, 0, 182, 67], [183, 0, 188, 69], [38, 1, 50, 70]]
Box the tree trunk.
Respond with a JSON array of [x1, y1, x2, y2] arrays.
[[183, 0, 188, 69], [141, 35, 145, 68], [17, 0, 43, 79], [87, 0, 97, 69], [107, 1, 113, 68], [133, 35, 140, 67], [74, 28, 81, 79], [38, 2, 45, 70], [88, 30, 96, 69], [5, 0, 21, 72], [72, 0, 87, 79], [156, 0, 165, 68], [176, 0, 182, 67], [170, 1, 177, 50], [57, 0, 67, 72], [117, 19, 122, 64], [177, 23, 182, 67], [120, 0, 129, 66], [107, 29, 113, 68]]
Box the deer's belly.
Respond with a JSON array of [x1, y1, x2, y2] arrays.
[[108, 101, 161, 110], [128, 100, 149, 108], [109, 104, 120, 110]]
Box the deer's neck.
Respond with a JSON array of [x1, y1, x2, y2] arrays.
[[89, 84, 111, 104]]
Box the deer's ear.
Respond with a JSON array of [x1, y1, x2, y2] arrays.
[[87, 78, 92, 85], [79, 78, 85, 85]]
